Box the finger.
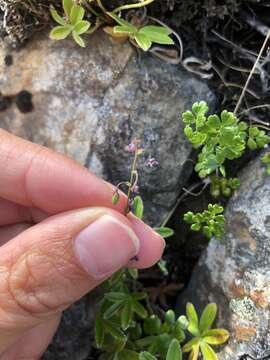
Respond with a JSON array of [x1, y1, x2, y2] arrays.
[[0, 198, 47, 226], [127, 214, 165, 269], [0, 315, 61, 360], [0, 207, 148, 354], [0, 130, 127, 214], [0, 223, 31, 246]]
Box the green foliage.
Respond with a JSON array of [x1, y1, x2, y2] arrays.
[[96, 274, 187, 360], [154, 227, 174, 238], [210, 175, 240, 198], [261, 152, 270, 175], [184, 204, 225, 239], [134, 196, 144, 219], [182, 101, 270, 178], [183, 303, 229, 360], [247, 127, 270, 150], [96, 283, 227, 360], [50, 0, 91, 47], [49, 0, 174, 51], [108, 13, 174, 51]]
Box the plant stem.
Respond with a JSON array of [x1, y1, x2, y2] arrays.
[[125, 147, 139, 215], [112, 0, 155, 14], [234, 29, 270, 115]]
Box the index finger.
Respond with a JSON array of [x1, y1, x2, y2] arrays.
[[0, 130, 127, 214]]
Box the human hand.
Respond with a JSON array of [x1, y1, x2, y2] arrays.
[[0, 130, 164, 360]]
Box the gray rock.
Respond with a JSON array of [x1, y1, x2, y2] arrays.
[[0, 31, 216, 359], [0, 31, 215, 225], [177, 156, 270, 360]]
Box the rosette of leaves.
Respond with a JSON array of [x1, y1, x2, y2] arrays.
[[183, 204, 225, 239], [182, 303, 229, 360], [50, 0, 91, 47], [210, 175, 240, 198], [182, 102, 270, 178], [108, 13, 174, 51]]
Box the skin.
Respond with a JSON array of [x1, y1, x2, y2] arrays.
[[0, 130, 164, 360]]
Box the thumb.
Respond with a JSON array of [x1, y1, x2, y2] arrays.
[[0, 208, 139, 332]]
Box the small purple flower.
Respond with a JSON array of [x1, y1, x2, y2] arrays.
[[131, 184, 140, 193], [145, 157, 159, 168], [125, 142, 137, 153]]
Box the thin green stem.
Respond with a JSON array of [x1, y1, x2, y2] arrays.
[[112, 0, 155, 14], [125, 147, 139, 215]]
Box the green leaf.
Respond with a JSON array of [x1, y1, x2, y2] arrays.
[[199, 303, 217, 334], [104, 320, 126, 340], [134, 33, 152, 51], [203, 329, 230, 345], [189, 344, 200, 360], [118, 350, 139, 360], [74, 20, 91, 35], [112, 191, 120, 205], [200, 341, 218, 360], [177, 315, 189, 330], [70, 4, 85, 25], [165, 310, 176, 325], [114, 25, 136, 34], [247, 138, 257, 150], [121, 302, 133, 329], [186, 303, 199, 336], [144, 315, 161, 335], [105, 292, 129, 302], [173, 321, 186, 342], [128, 268, 138, 279], [138, 25, 174, 45], [134, 196, 144, 219], [95, 312, 105, 349], [132, 300, 148, 318], [104, 301, 124, 320], [108, 12, 137, 32], [182, 337, 200, 352], [132, 292, 147, 301], [50, 25, 72, 40], [183, 111, 195, 125], [154, 227, 174, 238], [166, 339, 182, 360], [72, 31, 85, 47], [139, 352, 157, 360], [50, 7, 67, 26], [63, 0, 73, 17], [192, 101, 209, 116]]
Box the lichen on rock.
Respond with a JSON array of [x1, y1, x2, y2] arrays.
[[177, 155, 270, 359]]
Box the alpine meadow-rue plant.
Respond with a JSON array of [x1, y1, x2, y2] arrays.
[[93, 140, 229, 359], [182, 101, 270, 240], [183, 204, 225, 240], [182, 101, 270, 179]]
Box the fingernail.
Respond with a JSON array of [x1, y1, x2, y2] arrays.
[[74, 215, 140, 279]]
